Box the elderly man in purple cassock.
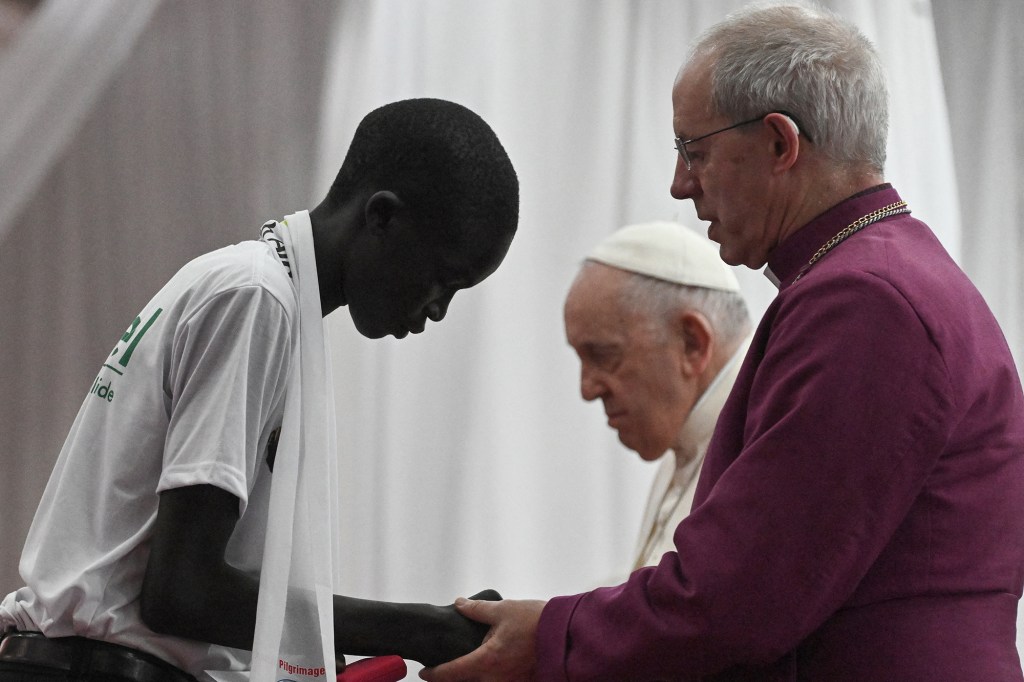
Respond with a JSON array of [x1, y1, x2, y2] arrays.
[[422, 2, 1024, 681]]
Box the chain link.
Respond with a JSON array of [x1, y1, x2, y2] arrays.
[[793, 201, 909, 282]]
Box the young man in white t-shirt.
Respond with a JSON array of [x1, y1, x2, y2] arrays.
[[0, 98, 519, 682]]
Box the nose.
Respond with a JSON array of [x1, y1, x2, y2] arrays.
[[425, 291, 455, 322], [670, 154, 700, 200], [579, 366, 606, 402]]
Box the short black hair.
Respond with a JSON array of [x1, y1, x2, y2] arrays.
[[327, 98, 519, 244]]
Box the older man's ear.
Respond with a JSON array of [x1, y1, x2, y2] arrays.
[[674, 310, 714, 378]]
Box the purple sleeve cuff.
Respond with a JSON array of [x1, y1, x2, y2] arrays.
[[534, 592, 585, 681]]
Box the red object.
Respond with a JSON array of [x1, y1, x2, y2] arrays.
[[336, 656, 407, 682]]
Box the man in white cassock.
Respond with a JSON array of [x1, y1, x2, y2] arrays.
[[0, 98, 518, 682], [563, 222, 752, 573]]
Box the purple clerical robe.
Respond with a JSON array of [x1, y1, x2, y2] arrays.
[[535, 185, 1024, 681]]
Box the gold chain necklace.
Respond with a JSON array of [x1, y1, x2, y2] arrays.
[[793, 201, 909, 282]]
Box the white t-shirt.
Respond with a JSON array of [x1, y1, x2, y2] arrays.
[[1, 236, 296, 680]]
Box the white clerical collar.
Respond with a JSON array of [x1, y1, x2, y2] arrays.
[[763, 265, 781, 289]]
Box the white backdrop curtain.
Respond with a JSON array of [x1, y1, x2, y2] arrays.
[[0, 1, 1021, 678], [933, 0, 1023, 373]]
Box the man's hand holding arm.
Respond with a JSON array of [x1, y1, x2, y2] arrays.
[[420, 597, 547, 682], [332, 589, 503, 668]]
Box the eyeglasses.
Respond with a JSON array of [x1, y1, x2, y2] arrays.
[[674, 111, 811, 171]]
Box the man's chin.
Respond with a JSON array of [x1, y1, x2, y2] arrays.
[[716, 243, 771, 270], [352, 321, 392, 340], [637, 449, 668, 462], [617, 435, 659, 461], [715, 244, 744, 267], [620, 437, 670, 462]]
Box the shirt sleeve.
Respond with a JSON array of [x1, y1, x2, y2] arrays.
[[535, 269, 956, 679], [158, 284, 293, 514]]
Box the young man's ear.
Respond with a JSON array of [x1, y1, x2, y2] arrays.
[[364, 191, 404, 232]]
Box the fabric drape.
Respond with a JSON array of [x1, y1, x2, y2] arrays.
[[0, 0, 161, 243]]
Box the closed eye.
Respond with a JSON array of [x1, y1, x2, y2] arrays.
[[581, 344, 622, 372]]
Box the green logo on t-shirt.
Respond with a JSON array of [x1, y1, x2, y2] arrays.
[[90, 308, 163, 405], [111, 308, 163, 368]]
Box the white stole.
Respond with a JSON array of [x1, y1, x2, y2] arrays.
[[249, 211, 339, 682]]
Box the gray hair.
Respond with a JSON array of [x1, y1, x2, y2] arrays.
[[689, 1, 889, 173], [589, 261, 752, 344]]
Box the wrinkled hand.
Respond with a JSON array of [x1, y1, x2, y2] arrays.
[[419, 597, 547, 682], [409, 589, 503, 668]]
